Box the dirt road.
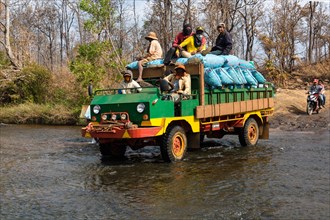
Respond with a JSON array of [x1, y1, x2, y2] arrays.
[[272, 89, 329, 131]]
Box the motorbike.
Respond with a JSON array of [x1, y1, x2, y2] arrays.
[[306, 91, 320, 115]]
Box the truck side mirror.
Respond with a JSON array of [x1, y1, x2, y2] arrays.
[[88, 83, 93, 97]]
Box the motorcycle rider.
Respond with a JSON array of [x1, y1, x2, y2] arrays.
[[308, 79, 322, 108]]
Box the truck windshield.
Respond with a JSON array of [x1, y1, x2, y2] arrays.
[[94, 87, 159, 95]]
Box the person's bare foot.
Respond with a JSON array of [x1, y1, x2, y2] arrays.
[[136, 78, 144, 82]]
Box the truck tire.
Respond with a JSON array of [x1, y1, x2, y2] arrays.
[[161, 125, 187, 162], [99, 143, 126, 158], [239, 118, 259, 147]]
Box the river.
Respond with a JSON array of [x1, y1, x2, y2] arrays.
[[0, 124, 329, 219]]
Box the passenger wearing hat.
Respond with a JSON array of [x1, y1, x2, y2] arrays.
[[120, 70, 142, 94], [206, 23, 232, 56], [176, 26, 206, 58], [137, 32, 163, 82], [163, 64, 191, 101], [163, 23, 194, 65]]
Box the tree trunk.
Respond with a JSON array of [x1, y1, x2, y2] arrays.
[[3, 0, 20, 69]]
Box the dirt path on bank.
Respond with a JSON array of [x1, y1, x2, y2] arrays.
[[271, 89, 329, 131]]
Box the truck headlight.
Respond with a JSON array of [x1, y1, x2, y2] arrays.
[[101, 114, 107, 121], [121, 113, 127, 120], [137, 103, 145, 113], [93, 105, 101, 114]]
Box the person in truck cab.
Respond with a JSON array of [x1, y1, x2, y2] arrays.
[[176, 26, 207, 58], [163, 64, 191, 102], [137, 32, 163, 82], [120, 70, 142, 94]]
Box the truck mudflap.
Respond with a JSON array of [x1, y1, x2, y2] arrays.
[[81, 122, 163, 139]]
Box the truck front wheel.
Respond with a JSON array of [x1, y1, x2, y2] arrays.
[[99, 143, 126, 158], [239, 118, 259, 147], [161, 125, 187, 162]]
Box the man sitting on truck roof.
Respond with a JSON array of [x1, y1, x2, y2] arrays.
[[163, 23, 194, 65], [203, 23, 232, 56], [120, 70, 142, 94], [137, 32, 163, 82], [176, 26, 207, 58], [163, 64, 191, 102]]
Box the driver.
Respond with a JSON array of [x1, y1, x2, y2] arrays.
[[120, 70, 142, 94], [163, 64, 191, 102]]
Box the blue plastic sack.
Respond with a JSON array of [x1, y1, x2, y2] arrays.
[[250, 70, 266, 83], [146, 59, 163, 67], [241, 68, 258, 85], [234, 67, 248, 84], [126, 61, 138, 69], [222, 55, 240, 66], [203, 54, 226, 68], [224, 67, 243, 85], [126, 59, 164, 69], [239, 59, 255, 69], [204, 68, 222, 88], [175, 57, 188, 65], [214, 68, 235, 85]]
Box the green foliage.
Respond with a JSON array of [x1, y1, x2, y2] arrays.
[[0, 51, 11, 68], [70, 41, 122, 90], [79, 0, 115, 33], [16, 64, 52, 103], [0, 63, 52, 105]]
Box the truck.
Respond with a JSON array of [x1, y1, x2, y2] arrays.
[[81, 62, 275, 162]]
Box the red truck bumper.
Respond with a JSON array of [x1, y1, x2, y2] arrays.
[[81, 123, 163, 139]]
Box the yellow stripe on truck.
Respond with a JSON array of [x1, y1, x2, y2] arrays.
[[141, 116, 200, 134]]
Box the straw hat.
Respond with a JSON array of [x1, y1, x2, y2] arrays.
[[145, 32, 158, 40], [196, 26, 204, 32], [175, 64, 186, 73]]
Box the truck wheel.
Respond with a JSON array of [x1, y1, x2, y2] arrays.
[[99, 143, 126, 158], [161, 125, 187, 162], [239, 118, 259, 147]]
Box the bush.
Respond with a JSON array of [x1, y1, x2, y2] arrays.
[[0, 63, 52, 105]]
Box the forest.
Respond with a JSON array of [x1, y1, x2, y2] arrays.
[[0, 0, 329, 124]]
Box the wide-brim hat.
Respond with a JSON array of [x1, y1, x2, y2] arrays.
[[145, 32, 158, 40], [175, 64, 186, 72], [196, 26, 204, 32]]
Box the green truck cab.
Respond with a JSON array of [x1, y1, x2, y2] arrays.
[[82, 63, 275, 162]]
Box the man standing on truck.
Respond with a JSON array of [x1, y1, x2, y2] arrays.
[[164, 23, 194, 65], [163, 64, 191, 102], [203, 23, 232, 56], [137, 32, 163, 82]]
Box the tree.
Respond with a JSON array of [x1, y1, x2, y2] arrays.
[[0, 0, 20, 69]]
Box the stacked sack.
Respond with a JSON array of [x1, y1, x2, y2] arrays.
[[125, 54, 266, 89], [181, 54, 266, 89]]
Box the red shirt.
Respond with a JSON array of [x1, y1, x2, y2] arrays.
[[172, 32, 194, 48]]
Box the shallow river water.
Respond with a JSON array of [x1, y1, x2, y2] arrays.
[[0, 124, 329, 219]]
